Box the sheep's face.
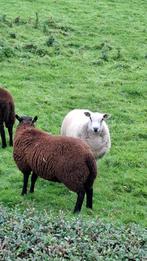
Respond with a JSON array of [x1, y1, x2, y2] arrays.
[[84, 112, 110, 134], [15, 115, 38, 126]]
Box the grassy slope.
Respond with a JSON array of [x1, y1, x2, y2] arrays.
[[0, 0, 147, 226]]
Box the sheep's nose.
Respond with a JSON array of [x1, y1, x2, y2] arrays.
[[93, 128, 98, 133]]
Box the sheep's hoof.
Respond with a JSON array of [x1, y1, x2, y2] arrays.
[[2, 144, 7, 148], [21, 191, 27, 196], [86, 208, 93, 216], [73, 209, 80, 214]]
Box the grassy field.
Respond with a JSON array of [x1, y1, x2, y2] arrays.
[[0, 0, 147, 232]]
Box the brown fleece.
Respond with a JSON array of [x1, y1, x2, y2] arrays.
[[0, 87, 15, 147], [0, 87, 15, 126], [13, 123, 97, 193]]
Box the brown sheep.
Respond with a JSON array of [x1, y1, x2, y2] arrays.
[[0, 87, 15, 148], [13, 115, 97, 213]]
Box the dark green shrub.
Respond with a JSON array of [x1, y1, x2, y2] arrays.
[[0, 206, 146, 260]]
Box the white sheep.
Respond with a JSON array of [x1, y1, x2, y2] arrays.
[[61, 109, 111, 159]]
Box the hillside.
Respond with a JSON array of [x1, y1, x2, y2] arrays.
[[0, 0, 146, 233], [0, 0, 147, 259]]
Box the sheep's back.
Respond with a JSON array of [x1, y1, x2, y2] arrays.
[[14, 128, 96, 192], [61, 109, 90, 137], [29, 135, 92, 182]]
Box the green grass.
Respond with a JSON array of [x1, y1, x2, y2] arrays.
[[0, 0, 147, 228]]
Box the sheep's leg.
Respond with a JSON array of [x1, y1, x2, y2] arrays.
[[21, 172, 30, 195], [86, 187, 93, 209], [0, 124, 7, 148], [7, 124, 13, 146], [30, 172, 38, 193], [73, 191, 85, 213]]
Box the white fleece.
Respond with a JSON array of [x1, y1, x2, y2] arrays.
[[61, 109, 111, 159]]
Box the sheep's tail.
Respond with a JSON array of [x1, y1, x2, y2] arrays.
[[85, 154, 97, 189]]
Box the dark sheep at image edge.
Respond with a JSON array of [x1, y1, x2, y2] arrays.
[[0, 87, 15, 148]]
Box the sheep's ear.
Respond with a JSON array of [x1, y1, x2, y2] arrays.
[[32, 116, 38, 123], [15, 114, 22, 122], [84, 111, 91, 118], [103, 113, 111, 120]]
